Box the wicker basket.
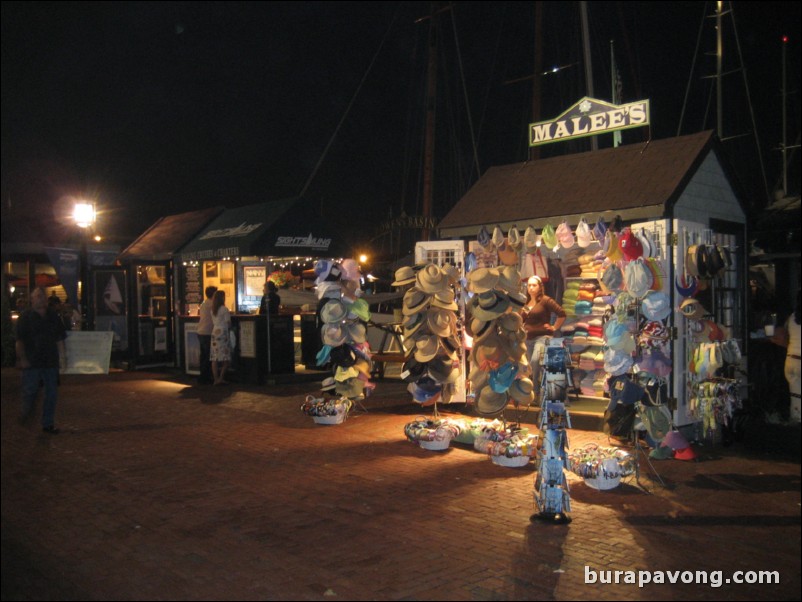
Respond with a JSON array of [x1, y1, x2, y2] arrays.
[[418, 438, 451, 451], [491, 454, 531, 467], [312, 413, 346, 425]]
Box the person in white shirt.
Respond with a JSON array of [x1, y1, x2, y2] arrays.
[[197, 286, 217, 384]]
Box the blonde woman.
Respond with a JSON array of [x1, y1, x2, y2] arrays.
[[522, 275, 566, 389], [210, 290, 232, 385]]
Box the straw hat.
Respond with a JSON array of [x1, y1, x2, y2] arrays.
[[392, 266, 417, 287], [416, 264, 448, 294], [468, 267, 500, 294], [402, 287, 432, 316], [471, 290, 511, 321], [475, 385, 508, 416]]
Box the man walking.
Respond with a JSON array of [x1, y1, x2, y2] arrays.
[[16, 287, 67, 434]]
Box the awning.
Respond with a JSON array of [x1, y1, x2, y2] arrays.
[[118, 207, 224, 262], [178, 198, 347, 262]]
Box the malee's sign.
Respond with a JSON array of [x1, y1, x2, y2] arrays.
[[529, 97, 650, 147]]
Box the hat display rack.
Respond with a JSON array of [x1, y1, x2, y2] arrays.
[[676, 228, 742, 444], [301, 259, 373, 424], [466, 236, 540, 465], [397, 262, 466, 450]]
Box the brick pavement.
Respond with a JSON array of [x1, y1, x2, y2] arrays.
[[1, 367, 800, 601]]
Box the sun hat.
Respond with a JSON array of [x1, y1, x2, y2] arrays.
[[492, 226, 506, 249], [428, 357, 460, 384], [477, 225, 494, 250], [403, 311, 426, 337], [316, 344, 332, 366], [345, 297, 370, 322], [497, 311, 523, 333], [523, 226, 539, 253], [471, 290, 511, 321], [604, 347, 634, 376], [414, 335, 441, 363], [633, 228, 652, 258], [320, 299, 348, 324], [464, 252, 477, 273], [416, 264, 448, 294], [322, 323, 347, 347], [408, 377, 442, 404], [473, 334, 507, 371], [673, 446, 697, 461], [336, 377, 366, 399], [603, 231, 623, 261], [346, 320, 367, 344], [592, 217, 607, 242], [334, 365, 360, 382], [320, 376, 337, 392], [556, 221, 575, 248], [624, 258, 653, 299], [330, 343, 358, 367], [495, 265, 521, 293], [508, 378, 535, 405], [489, 361, 519, 393], [340, 258, 360, 282], [541, 223, 558, 249], [508, 226, 522, 250], [402, 287, 432, 316], [641, 290, 671, 321], [392, 266, 417, 287], [314, 260, 343, 285], [662, 430, 690, 451], [470, 317, 495, 344], [427, 308, 455, 337], [678, 298, 706, 320], [431, 288, 458, 311], [468, 267, 500, 294], [401, 357, 427, 383], [315, 280, 343, 301], [618, 227, 643, 261], [576, 218, 593, 248], [441, 263, 460, 286], [475, 385, 508, 416], [675, 273, 699, 298], [440, 333, 461, 360], [600, 263, 624, 292], [637, 347, 672, 378]]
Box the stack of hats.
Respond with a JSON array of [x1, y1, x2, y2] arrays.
[[467, 265, 534, 416], [315, 259, 374, 399], [397, 263, 462, 405]]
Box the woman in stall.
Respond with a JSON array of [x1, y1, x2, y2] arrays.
[[521, 275, 566, 393]]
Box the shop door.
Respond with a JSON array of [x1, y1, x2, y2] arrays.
[[415, 241, 467, 403], [134, 263, 173, 367]]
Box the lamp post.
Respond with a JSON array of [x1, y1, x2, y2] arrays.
[[73, 201, 96, 330]]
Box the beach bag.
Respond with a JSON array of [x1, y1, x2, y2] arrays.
[[532, 248, 549, 281]]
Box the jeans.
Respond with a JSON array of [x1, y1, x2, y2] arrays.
[[21, 367, 59, 428], [528, 336, 551, 398]]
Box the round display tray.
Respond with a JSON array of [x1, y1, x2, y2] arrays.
[[419, 438, 451, 451], [491, 454, 531, 468], [312, 413, 346, 425], [583, 475, 621, 490]]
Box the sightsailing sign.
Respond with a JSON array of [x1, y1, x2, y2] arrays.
[[529, 97, 650, 147]]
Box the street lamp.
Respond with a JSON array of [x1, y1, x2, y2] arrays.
[[73, 201, 96, 329]]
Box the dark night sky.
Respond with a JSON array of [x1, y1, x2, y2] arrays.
[[2, 1, 799, 257]]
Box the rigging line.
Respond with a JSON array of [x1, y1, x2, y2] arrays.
[[299, 8, 399, 199], [729, 3, 770, 201], [473, 1, 505, 158], [678, 1, 709, 136], [450, 6, 481, 181]]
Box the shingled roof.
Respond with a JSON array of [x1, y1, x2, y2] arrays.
[[438, 130, 716, 236], [119, 206, 223, 261]]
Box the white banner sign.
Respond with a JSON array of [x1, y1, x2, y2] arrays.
[[62, 331, 114, 374]]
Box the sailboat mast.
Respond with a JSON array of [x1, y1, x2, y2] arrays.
[[716, 1, 724, 138], [579, 1, 598, 151], [421, 8, 437, 242]]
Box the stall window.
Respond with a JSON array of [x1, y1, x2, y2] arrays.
[[137, 265, 168, 317], [711, 231, 743, 345], [202, 261, 236, 312]]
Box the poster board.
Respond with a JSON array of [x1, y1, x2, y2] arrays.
[[62, 331, 114, 374], [184, 322, 201, 375]]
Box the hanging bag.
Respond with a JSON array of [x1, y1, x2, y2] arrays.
[[532, 247, 549, 281]]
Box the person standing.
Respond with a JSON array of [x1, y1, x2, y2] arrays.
[[773, 290, 801, 422], [210, 289, 231, 385], [259, 280, 281, 315], [15, 287, 67, 433], [521, 275, 566, 393], [197, 285, 217, 384]]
